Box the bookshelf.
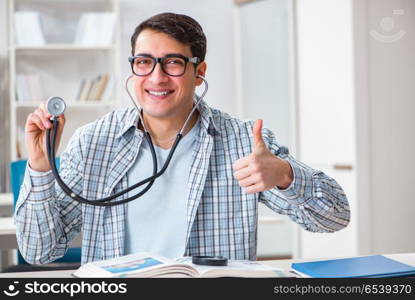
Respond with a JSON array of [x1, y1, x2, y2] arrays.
[[8, 0, 121, 160]]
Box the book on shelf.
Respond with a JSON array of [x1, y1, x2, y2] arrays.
[[75, 79, 86, 101], [15, 75, 28, 101], [86, 75, 102, 101], [89, 75, 109, 101], [77, 74, 112, 102], [74, 13, 116, 46], [94, 74, 109, 100], [72, 252, 289, 278], [78, 79, 93, 102], [15, 74, 44, 103], [14, 11, 46, 46], [101, 75, 115, 101]]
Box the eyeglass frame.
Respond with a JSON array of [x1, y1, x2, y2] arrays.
[[128, 53, 201, 77]]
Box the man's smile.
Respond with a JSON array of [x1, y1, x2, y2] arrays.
[[145, 89, 175, 99]]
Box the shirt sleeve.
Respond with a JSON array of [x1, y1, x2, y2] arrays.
[[258, 128, 351, 233], [14, 129, 84, 264]]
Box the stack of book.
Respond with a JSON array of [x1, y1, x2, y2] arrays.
[[76, 74, 114, 101], [74, 13, 116, 46], [15, 74, 44, 102], [14, 11, 116, 47], [14, 11, 45, 46]]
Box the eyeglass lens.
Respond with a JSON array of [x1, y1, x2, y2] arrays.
[[132, 56, 186, 76]]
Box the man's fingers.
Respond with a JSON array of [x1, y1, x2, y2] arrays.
[[39, 102, 53, 119], [233, 167, 252, 181], [252, 119, 266, 152], [34, 108, 51, 128], [245, 183, 265, 194], [27, 113, 45, 131], [238, 175, 258, 188], [232, 156, 251, 171]]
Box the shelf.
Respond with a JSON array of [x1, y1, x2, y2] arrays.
[[9, 0, 121, 161], [14, 45, 116, 51], [15, 101, 116, 108]]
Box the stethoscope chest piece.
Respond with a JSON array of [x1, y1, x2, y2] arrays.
[[192, 255, 228, 266], [47, 96, 66, 117]]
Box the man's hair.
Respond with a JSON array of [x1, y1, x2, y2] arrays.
[[131, 12, 207, 62]]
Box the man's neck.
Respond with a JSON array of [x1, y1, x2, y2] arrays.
[[141, 109, 200, 149]]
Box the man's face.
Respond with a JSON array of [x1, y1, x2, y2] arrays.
[[132, 29, 206, 121]]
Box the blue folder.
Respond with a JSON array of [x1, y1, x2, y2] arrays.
[[291, 255, 415, 278]]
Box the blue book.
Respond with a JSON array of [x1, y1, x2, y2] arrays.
[[291, 255, 415, 278]]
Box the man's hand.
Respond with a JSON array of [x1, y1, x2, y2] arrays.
[[233, 119, 294, 194], [26, 101, 66, 172]]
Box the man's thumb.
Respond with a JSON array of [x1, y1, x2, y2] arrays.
[[253, 119, 266, 151]]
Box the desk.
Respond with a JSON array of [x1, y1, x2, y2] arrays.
[[0, 193, 13, 206], [0, 193, 13, 217], [0, 217, 18, 271], [0, 253, 414, 278], [0, 217, 18, 250]]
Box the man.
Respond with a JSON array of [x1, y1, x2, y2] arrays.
[[16, 13, 350, 264]]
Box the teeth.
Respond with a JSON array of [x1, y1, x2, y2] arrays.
[[148, 90, 171, 96]]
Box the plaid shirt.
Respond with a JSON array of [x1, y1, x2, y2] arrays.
[[15, 100, 350, 264]]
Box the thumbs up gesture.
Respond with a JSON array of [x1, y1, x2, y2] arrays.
[[233, 119, 293, 194]]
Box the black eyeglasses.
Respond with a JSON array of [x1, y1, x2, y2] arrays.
[[128, 54, 200, 77]]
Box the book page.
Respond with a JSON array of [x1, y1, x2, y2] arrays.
[[101, 257, 164, 274], [73, 252, 176, 278], [175, 257, 289, 278]]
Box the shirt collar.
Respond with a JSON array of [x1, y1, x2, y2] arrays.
[[117, 98, 219, 139]]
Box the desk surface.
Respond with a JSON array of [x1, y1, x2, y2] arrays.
[[0, 217, 15, 235], [0, 193, 13, 206], [1, 253, 414, 278]]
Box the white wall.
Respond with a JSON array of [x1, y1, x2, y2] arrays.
[[119, 0, 236, 116], [238, 0, 293, 147], [236, 0, 296, 257], [295, 0, 358, 259], [354, 0, 415, 254]]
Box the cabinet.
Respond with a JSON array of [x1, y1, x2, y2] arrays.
[[8, 0, 121, 160]]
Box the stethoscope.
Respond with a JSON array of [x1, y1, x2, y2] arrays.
[[46, 74, 229, 266], [46, 75, 208, 207]]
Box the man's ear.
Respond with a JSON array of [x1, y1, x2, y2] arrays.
[[195, 61, 207, 86]]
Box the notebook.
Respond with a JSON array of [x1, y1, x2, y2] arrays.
[[291, 255, 415, 278]]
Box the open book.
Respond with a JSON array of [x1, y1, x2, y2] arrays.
[[72, 252, 289, 278]]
